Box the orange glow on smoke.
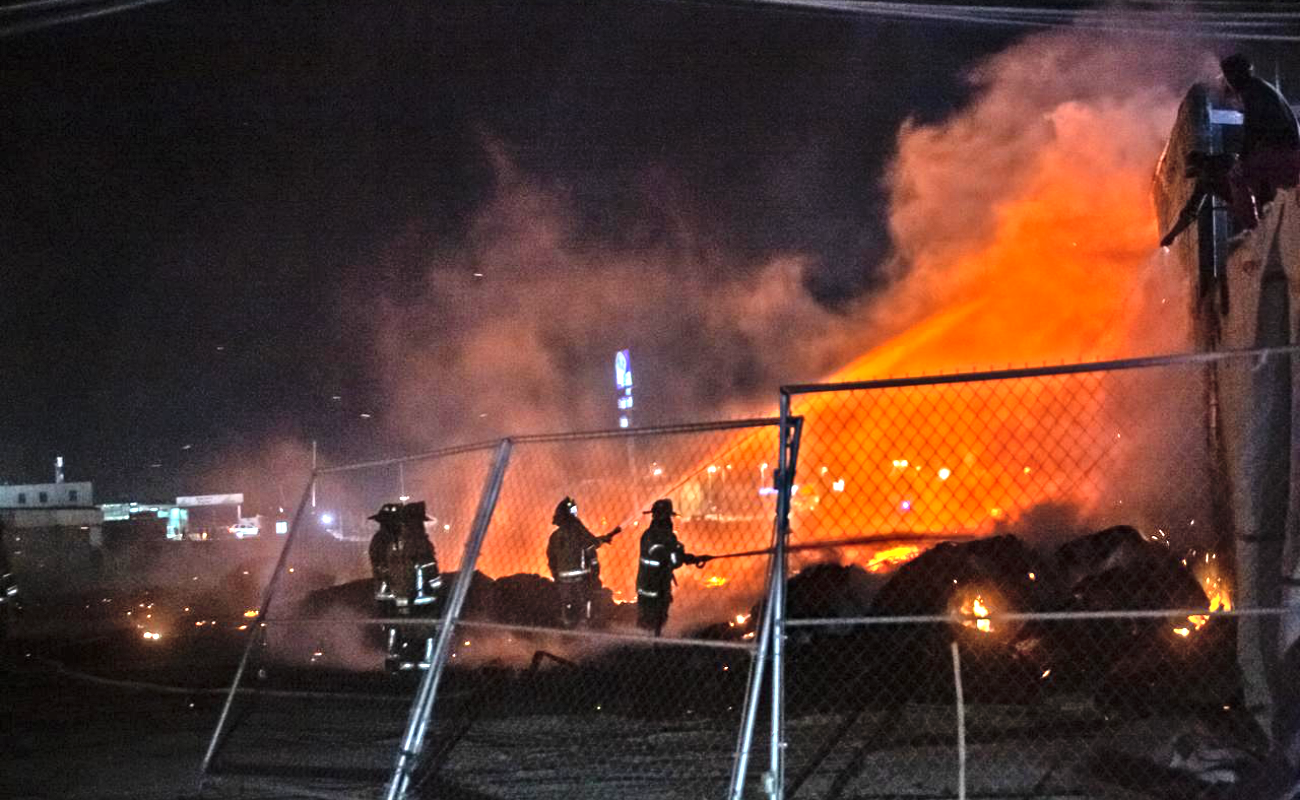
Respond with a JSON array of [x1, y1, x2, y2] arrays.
[[418, 44, 1189, 606], [778, 74, 1183, 559]]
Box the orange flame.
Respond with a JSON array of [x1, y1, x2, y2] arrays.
[[960, 593, 994, 634], [864, 545, 923, 573]]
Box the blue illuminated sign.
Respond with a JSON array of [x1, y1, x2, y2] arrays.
[[614, 349, 632, 389]]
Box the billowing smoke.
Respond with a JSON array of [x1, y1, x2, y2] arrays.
[[842, 33, 1213, 378], [336, 28, 1227, 640], [375, 35, 1217, 454], [372, 144, 867, 445], [814, 32, 1223, 552]]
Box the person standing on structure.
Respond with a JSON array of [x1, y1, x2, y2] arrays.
[[546, 497, 620, 628], [635, 499, 703, 637], [1221, 53, 1300, 224]]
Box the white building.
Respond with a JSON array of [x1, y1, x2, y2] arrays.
[[0, 481, 102, 546], [0, 481, 93, 509]]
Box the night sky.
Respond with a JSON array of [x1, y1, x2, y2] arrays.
[[3, 0, 1168, 504]]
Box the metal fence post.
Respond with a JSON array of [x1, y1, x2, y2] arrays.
[[198, 471, 317, 782], [951, 641, 967, 800], [726, 506, 781, 799], [767, 394, 800, 800], [385, 438, 514, 800]]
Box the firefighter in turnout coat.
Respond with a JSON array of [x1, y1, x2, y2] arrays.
[[546, 497, 620, 628], [368, 501, 442, 670], [636, 499, 701, 637]]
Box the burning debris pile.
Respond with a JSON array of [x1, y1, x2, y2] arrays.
[[786, 525, 1238, 714], [279, 519, 1238, 723]]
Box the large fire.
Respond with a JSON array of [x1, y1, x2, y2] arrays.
[[371, 39, 1207, 620]]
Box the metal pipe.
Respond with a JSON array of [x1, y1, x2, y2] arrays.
[[781, 344, 1300, 396], [198, 472, 317, 781], [726, 519, 782, 798], [320, 417, 781, 475], [768, 396, 800, 800], [785, 606, 1300, 628], [385, 439, 513, 800], [951, 641, 966, 800]]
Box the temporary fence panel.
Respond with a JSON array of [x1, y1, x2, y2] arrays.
[[770, 351, 1277, 800], [415, 420, 784, 800], [200, 444, 500, 797]]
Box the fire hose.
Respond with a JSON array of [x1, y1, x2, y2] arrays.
[[688, 532, 976, 566]]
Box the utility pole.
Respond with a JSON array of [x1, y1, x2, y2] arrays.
[[311, 440, 317, 509]]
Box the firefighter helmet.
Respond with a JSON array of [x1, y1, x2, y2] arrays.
[[553, 497, 578, 525], [1221, 54, 1253, 90], [369, 503, 402, 523], [642, 498, 679, 519]]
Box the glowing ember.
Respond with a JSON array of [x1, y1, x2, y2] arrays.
[[960, 593, 994, 634], [865, 545, 923, 573], [705, 576, 729, 588], [142, 631, 161, 641], [243, 609, 259, 618], [1175, 558, 1232, 637]]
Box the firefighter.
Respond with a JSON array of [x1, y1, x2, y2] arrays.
[[1221, 54, 1300, 224], [635, 499, 703, 637], [546, 497, 620, 628], [367, 501, 442, 670], [368, 503, 403, 615]]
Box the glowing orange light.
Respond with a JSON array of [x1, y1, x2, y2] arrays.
[[959, 593, 994, 634], [865, 545, 923, 573]]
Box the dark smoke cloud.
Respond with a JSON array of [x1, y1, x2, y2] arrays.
[[372, 143, 874, 447]]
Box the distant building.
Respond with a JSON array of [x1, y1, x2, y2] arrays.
[[0, 481, 103, 563], [100, 502, 188, 541], [0, 481, 93, 509]]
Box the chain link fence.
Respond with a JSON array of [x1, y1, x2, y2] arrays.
[[200, 420, 785, 799], [766, 348, 1299, 800], [194, 348, 1300, 799], [199, 443, 500, 795], [411, 420, 783, 800]]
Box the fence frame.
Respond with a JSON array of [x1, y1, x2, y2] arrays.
[[764, 344, 1300, 800], [197, 416, 788, 800], [198, 469, 318, 782], [385, 438, 514, 800]]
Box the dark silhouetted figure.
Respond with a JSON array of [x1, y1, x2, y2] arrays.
[[368, 501, 441, 671], [1160, 151, 1246, 247], [635, 499, 701, 637], [546, 497, 620, 628], [1223, 54, 1300, 221]]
